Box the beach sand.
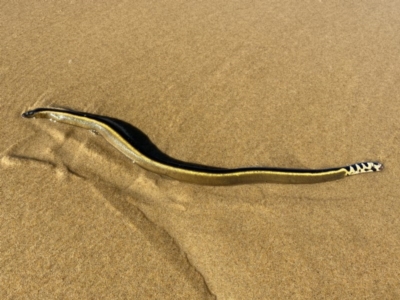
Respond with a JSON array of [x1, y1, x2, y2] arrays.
[[1, 1, 399, 299]]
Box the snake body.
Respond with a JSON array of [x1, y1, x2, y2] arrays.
[[22, 108, 383, 185]]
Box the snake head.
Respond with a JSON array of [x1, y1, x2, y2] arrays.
[[22, 108, 58, 119], [22, 110, 37, 118]]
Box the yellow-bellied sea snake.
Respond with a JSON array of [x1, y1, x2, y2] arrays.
[[22, 108, 383, 185]]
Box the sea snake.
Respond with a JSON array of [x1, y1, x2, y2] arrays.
[[22, 108, 383, 185]]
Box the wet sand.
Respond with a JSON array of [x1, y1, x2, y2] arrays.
[[1, 1, 400, 299]]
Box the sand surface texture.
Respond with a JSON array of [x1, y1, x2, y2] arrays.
[[1, 1, 399, 299]]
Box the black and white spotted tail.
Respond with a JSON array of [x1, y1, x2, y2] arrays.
[[344, 162, 383, 176]]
